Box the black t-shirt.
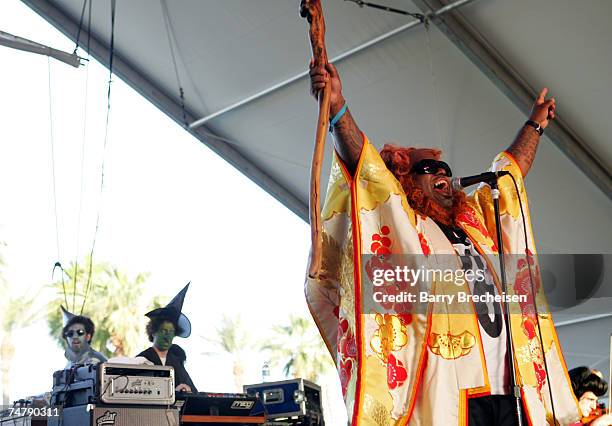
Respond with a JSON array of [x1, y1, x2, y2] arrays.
[[137, 345, 197, 392], [436, 222, 509, 395]]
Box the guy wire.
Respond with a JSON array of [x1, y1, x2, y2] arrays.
[[81, 0, 116, 315], [74, 0, 92, 307]]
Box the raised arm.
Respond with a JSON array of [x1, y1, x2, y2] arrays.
[[309, 62, 364, 174], [506, 88, 556, 177]]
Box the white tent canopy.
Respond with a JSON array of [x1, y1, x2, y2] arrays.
[[22, 0, 611, 388]]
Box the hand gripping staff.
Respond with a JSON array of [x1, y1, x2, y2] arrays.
[[300, 0, 331, 279]]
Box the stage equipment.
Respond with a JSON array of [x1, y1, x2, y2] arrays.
[[51, 362, 175, 407], [47, 405, 179, 426], [175, 392, 265, 424], [0, 395, 52, 426], [0, 416, 47, 426], [451, 171, 510, 190], [244, 378, 323, 423], [490, 176, 525, 426]]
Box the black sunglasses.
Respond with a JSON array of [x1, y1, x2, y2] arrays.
[[410, 159, 452, 177], [65, 329, 86, 338]]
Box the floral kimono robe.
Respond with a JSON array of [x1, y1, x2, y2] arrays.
[[305, 136, 580, 425]]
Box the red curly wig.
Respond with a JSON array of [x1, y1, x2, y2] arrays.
[[379, 143, 467, 225]]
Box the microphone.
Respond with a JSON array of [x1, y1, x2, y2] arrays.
[[451, 171, 510, 191]]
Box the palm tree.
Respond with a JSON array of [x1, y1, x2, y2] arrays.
[[203, 315, 251, 392], [47, 258, 160, 358], [0, 243, 41, 405], [262, 315, 333, 383]]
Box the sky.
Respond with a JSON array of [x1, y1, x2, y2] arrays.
[[0, 1, 345, 423]]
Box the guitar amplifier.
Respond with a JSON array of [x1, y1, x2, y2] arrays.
[[243, 379, 322, 419], [47, 404, 179, 426], [51, 363, 175, 407]]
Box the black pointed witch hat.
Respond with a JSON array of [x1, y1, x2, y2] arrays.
[[145, 283, 191, 338]]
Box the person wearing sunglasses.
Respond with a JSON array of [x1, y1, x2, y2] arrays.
[[60, 306, 107, 368], [307, 62, 581, 425]]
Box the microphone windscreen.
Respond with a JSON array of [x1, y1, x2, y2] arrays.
[[451, 178, 463, 191]]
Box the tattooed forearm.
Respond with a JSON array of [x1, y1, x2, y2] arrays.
[[506, 124, 541, 177], [332, 108, 364, 175]]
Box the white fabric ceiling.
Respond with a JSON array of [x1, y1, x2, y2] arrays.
[[23, 0, 611, 389]]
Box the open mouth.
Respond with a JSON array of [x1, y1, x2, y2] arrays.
[[432, 177, 452, 199], [432, 178, 450, 195]]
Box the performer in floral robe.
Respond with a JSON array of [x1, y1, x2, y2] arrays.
[[305, 63, 581, 425]]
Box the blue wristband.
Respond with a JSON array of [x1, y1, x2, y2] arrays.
[[329, 103, 348, 132]]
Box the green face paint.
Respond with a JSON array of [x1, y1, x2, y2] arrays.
[[153, 321, 175, 352]]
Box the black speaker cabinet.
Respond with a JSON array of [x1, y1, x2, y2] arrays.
[[48, 404, 179, 426]]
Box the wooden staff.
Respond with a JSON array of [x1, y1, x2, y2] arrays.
[[300, 0, 331, 279], [609, 334, 611, 413]]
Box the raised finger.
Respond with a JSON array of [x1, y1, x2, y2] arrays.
[[537, 87, 548, 103]]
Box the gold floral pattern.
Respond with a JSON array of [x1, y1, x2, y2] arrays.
[[370, 314, 408, 363], [516, 341, 541, 366], [428, 331, 476, 360], [320, 230, 342, 286], [363, 394, 391, 426], [339, 231, 356, 324], [356, 142, 414, 219], [322, 159, 351, 221]]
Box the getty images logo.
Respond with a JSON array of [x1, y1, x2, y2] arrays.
[[96, 411, 117, 426]]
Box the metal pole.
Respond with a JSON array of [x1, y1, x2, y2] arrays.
[[555, 313, 612, 328], [189, 0, 479, 129], [0, 30, 82, 68], [491, 182, 524, 426]]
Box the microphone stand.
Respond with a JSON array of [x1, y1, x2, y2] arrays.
[[490, 178, 523, 426]]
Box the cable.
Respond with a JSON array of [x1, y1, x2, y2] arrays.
[[56, 366, 78, 426], [507, 173, 557, 424], [160, 0, 187, 127], [344, 0, 425, 20], [46, 57, 70, 310], [99, 375, 129, 398], [81, 0, 116, 314], [199, 128, 309, 170], [160, 0, 305, 169], [74, 0, 92, 312], [52, 262, 69, 309], [73, 0, 88, 54]]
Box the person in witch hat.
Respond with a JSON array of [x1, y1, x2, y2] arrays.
[[136, 283, 197, 393], [61, 306, 107, 368]]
